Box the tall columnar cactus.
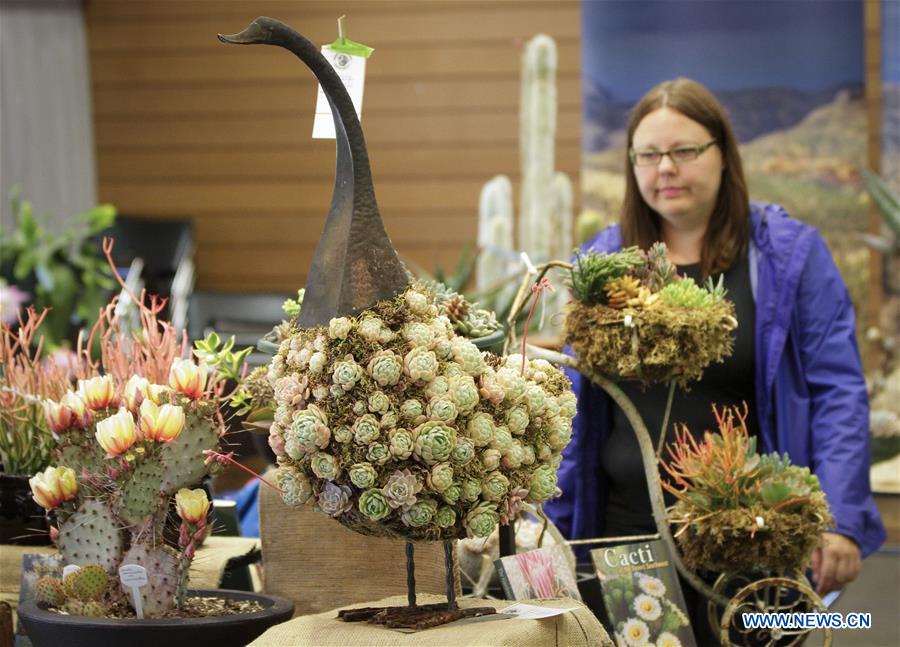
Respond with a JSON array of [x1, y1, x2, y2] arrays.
[[477, 35, 573, 333], [476, 175, 516, 305], [519, 34, 559, 261]]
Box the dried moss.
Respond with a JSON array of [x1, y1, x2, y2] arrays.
[[564, 300, 737, 386], [673, 494, 833, 573]]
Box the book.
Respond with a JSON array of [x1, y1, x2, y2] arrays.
[[591, 540, 697, 647], [494, 545, 582, 601]]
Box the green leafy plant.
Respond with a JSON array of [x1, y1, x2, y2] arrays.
[[193, 331, 253, 414], [0, 192, 116, 349]]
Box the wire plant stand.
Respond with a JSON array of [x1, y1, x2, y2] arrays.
[[503, 261, 833, 647]]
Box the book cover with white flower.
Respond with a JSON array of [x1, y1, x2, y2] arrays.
[[591, 540, 696, 647], [494, 545, 582, 601]]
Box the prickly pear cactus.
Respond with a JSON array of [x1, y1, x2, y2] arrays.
[[56, 499, 124, 572], [38, 367, 232, 619]]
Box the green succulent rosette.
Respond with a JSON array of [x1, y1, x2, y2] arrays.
[[267, 284, 576, 541]]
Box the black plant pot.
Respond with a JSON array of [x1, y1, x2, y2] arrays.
[[0, 473, 52, 545], [17, 589, 294, 647]]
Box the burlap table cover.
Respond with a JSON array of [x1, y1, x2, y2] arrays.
[[250, 593, 613, 646], [0, 536, 259, 611], [258, 473, 457, 616]]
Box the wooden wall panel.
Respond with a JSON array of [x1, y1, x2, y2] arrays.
[[85, 0, 582, 292]]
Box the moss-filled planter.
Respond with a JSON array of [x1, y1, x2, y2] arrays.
[[17, 589, 294, 647], [673, 498, 833, 574], [564, 300, 736, 386]]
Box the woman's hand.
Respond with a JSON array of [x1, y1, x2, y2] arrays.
[[810, 531, 861, 595]]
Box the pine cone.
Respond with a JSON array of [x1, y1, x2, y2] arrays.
[[605, 275, 641, 309], [445, 294, 470, 323]]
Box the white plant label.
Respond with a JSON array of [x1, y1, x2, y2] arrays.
[[119, 564, 148, 619], [312, 46, 366, 139], [62, 564, 81, 579], [498, 603, 578, 620]]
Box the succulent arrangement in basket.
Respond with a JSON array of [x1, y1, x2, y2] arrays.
[[266, 282, 576, 542], [565, 242, 737, 385], [27, 252, 249, 618], [661, 404, 833, 574]]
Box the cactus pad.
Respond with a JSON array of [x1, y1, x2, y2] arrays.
[[158, 412, 219, 494], [64, 564, 109, 601], [82, 600, 108, 617], [57, 498, 124, 572], [120, 461, 166, 526], [33, 576, 66, 608], [121, 541, 180, 617], [56, 431, 106, 474], [63, 599, 86, 616]]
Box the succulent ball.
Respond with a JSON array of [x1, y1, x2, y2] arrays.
[[268, 285, 576, 541]]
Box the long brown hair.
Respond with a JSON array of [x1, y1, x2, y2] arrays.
[[621, 78, 750, 278]]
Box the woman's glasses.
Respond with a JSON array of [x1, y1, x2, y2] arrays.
[[629, 140, 717, 167]]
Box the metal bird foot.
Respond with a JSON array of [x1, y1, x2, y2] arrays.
[[337, 541, 496, 630]]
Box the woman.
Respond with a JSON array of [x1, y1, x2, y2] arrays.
[[545, 78, 885, 614]]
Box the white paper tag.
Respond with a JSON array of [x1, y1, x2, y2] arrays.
[[312, 46, 366, 139], [119, 564, 148, 619], [119, 564, 148, 587], [62, 564, 81, 579], [498, 603, 578, 620]]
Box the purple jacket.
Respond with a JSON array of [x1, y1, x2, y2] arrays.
[[545, 202, 886, 558]]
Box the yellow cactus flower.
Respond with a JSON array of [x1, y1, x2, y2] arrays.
[[175, 488, 210, 524], [169, 359, 208, 400], [59, 391, 92, 428], [95, 409, 137, 458], [139, 399, 185, 443], [44, 400, 74, 433], [77, 375, 117, 410], [29, 466, 77, 510], [123, 375, 150, 413]]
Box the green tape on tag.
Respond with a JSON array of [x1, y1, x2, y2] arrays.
[[328, 36, 374, 59]]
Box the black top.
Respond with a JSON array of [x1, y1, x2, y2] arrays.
[[601, 254, 759, 537]]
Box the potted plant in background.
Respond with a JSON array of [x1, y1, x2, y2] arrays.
[[0, 192, 117, 351], [16, 241, 293, 647]]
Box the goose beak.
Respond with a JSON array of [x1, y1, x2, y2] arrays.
[[218, 17, 273, 45]]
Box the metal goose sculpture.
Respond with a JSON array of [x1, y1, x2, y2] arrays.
[[218, 17, 409, 328]]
